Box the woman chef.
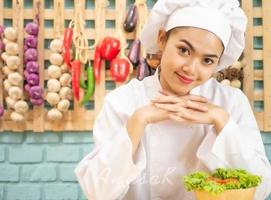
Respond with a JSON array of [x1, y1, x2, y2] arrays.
[[75, 0, 271, 199]]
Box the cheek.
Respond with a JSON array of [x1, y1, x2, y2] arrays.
[[198, 68, 215, 80]]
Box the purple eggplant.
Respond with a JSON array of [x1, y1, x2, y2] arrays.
[[123, 4, 138, 32], [137, 58, 150, 81], [128, 39, 141, 65]]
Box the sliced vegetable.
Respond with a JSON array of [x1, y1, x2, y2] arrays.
[[80, 66, 94, 105], [110, 58, 130, 82], [99, 37, 121, 61], [123, 4, 138, 32], [128, 39, 141, 65]]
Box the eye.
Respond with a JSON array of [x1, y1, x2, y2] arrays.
[[178, 47, 190, 56], [203, 58, 214, 65]]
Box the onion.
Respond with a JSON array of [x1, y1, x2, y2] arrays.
[[29, 85, 43, 99], [30, 98, 44, 106], [25, 22, 39, 36], [25, 35, 38, 48], [26, 73, 39, 86], [24, 48, 38, 62], [26, 61, 39, 73]]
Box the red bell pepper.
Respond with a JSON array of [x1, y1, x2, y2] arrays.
[[94, 44, 103, 83], [63, 28, 73, 68], [110, 58, 130, 82], [99, 37, 121, 61], [71, 60, 81, 101]]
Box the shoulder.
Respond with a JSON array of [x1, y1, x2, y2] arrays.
[[207, 78, 249, 106]]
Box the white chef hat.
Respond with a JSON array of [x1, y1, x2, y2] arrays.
[[140, 0, 247, 71]]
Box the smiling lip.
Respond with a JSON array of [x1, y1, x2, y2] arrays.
[[176, 73, 194, 84]]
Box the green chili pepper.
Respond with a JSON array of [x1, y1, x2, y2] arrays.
[[80, 76, 87, 89], [80, 66, 95, 105]]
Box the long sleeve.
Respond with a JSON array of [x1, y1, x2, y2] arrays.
[[74, 83, 147, 200], [197, 89, 271, 200]]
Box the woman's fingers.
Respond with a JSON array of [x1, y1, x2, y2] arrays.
[[186, 100, 208, 112], [154, 100, 208, 112], [186, 94, 209, 103], [169, 112, 199, 123], [152, 95, 180, 104], [154, 102, 182, 112]]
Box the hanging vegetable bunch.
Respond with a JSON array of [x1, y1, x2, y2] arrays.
[[0, 25, 5, 119], [1, 26, 29, 122], [93, 36, 131, 83], [124, 0, 157, 81], [61, 1, 96, 107], [45, 38, 73, 121], [214, 61, 244, 89], [93, 1, 133, 84], [23, 17, 44, 106]]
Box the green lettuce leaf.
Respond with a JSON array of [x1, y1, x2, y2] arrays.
[[183, 168, 261, 195]]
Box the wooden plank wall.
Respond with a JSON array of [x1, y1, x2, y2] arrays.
[[242, 0, 271, 131]]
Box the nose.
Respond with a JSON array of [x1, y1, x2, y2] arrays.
[[182, 58, 197, 75]]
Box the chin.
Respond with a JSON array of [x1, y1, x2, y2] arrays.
[[171, 86, 190, 96]]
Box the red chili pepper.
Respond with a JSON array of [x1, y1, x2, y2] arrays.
[[71, 60, 81, 101], [110, 58, 130, 82], [99, 37, 121, 61], [63, 28, 73, 68], [94, 44, 103, 84]]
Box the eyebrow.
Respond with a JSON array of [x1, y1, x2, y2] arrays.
[[180, 39, 219, 58]]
